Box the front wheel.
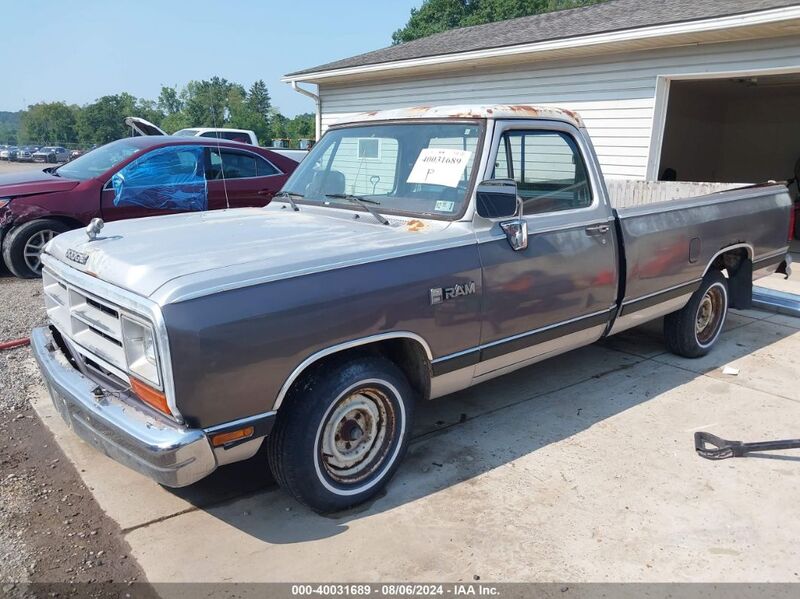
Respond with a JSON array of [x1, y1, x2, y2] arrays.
[[664, 270, 729, 358], [2, 219, 70, 278], [267, 356, 415, 513]]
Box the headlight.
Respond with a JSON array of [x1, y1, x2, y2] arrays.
[[0, 198, 10, 209], [121, 315, 161, 387]]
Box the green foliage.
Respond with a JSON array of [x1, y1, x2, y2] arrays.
[[9, 77, 312, 149], [157, 85, 183, 115], [0, 111, 22, 144], [19, 102, 79, 145], [76, 93, 143, 145], [286, 113, 315, 140], [392, 0, 607, 44]]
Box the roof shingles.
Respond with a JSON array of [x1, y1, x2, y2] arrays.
[[287, 0, 799, 76]]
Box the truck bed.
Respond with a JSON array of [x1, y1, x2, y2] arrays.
[[606, 180, 749, 209], [611, 183, 792, 333]]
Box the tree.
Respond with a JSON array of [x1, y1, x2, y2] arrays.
[[182, 76, 242, 127], [392, 0, 607, 44], [158, 85, 183, 115], [247, 80, 272, 122], [269, 112, 289, 142], [8, 77, 302, 148], [0, 111, 22, 145], [76, 93, 164, 144], [286, 113, 315, 140], [19, 102, 78, 145]]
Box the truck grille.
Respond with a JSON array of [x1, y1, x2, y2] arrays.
[[42, 268, 128, 384]]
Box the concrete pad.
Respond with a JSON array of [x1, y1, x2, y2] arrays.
[[653, 319, 800, 402], [600, 312, 756, 359], [765, 312, 800, 330], [416, 344, 644, 436], [30, 388, 196, 531], [754, 272, 797, 295], [730, 308, 773, 320], [124, 359, 800, 582]]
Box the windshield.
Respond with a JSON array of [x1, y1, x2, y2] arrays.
[[173, 129, 198, 137], [281, 121, 483, 219], [55, 139, 143, 181]]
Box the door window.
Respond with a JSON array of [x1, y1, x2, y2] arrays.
[[493, 130, 592, 215], [111, 145, 207, 211], [207, 148, 279, 179]]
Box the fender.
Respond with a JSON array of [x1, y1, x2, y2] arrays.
[[272, 331, 434, 411]]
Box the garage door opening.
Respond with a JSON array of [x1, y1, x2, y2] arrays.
[[658, 74, 800, 195]]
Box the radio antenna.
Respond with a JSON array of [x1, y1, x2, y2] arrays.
[[211, 101, 230, 209]]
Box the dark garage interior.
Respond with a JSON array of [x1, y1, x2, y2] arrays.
[[658, 74, 800, 199]]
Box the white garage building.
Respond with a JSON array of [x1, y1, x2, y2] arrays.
[[284, 0, 800, 184]]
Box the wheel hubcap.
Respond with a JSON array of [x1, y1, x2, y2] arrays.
[[695, 285, 724, 345], [319, 386, 395, 484], [23, 230, 57, 273]]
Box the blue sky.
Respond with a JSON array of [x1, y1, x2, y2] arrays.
[[3, 0, 419, 116]]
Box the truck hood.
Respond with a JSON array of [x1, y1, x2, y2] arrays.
[[44, 205, 473, 304], [0, 170, 80, 197]]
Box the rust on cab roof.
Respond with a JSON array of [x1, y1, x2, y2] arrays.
[[335, 104, 585, 127]]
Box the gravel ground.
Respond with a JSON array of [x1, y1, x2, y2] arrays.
[[0, 273, 153, 594]]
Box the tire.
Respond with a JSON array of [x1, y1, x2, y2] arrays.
[[267, 355, 416, 513], [2, 219, 71, 278], [664, 270, 729, 358]]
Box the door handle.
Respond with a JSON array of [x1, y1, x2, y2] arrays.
[[585, 224, 610, 236]]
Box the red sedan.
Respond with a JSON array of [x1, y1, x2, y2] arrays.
[[0, 136, 298, 278]]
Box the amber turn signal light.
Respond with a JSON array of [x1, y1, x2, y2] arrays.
[[130, 377, 171, 416], [211, 426, 255, 447]]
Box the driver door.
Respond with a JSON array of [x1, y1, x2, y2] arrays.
[[475, 120, 619, 378]]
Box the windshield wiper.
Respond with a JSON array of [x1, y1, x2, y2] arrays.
[[325, 193, 389, 226], [276, 190, 302, 212]]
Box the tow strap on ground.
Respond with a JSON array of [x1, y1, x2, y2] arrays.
[[695, 431, 800, 460], [0, 337, 31, 351]]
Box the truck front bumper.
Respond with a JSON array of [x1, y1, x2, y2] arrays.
[[31, 327, 217, 487]]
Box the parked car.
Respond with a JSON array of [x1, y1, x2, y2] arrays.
[[0, 136, 297, 277], [0, 146, 17, 161], [30, 104, 793, 512], [32, 146, 69, 163], [69, 149, 84, 161], [16, 146, 37, 162], [126, 116, 259, 145]]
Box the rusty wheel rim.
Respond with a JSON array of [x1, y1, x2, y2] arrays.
[[695, 283, 725, 346], [319, 386, 396, 485]]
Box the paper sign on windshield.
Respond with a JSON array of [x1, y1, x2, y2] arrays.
[[407, 148, 472, 188]]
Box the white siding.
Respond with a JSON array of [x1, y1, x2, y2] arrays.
[[328, 137, 399, 195], [318, 36, 800, 180]]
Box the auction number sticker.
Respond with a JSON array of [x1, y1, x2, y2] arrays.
[[407, 148, 472, 188]]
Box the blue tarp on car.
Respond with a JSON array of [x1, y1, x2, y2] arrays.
[[112, 145, 207, 211]]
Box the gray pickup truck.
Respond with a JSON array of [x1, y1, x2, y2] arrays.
[[32, 104, 792, 512]]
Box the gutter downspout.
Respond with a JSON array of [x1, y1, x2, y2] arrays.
[[290, 81, 321, 140]]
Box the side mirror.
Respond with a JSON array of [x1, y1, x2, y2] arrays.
[[475, 179, 528, 251], [476, 179, 519, 219]]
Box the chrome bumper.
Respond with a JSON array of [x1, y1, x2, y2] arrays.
[[31, 327, 217, 487]]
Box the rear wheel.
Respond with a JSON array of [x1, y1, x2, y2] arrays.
[[267, 355, 415, 513], [2, 219, 70, 278], [664, 270, 728, 358]]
